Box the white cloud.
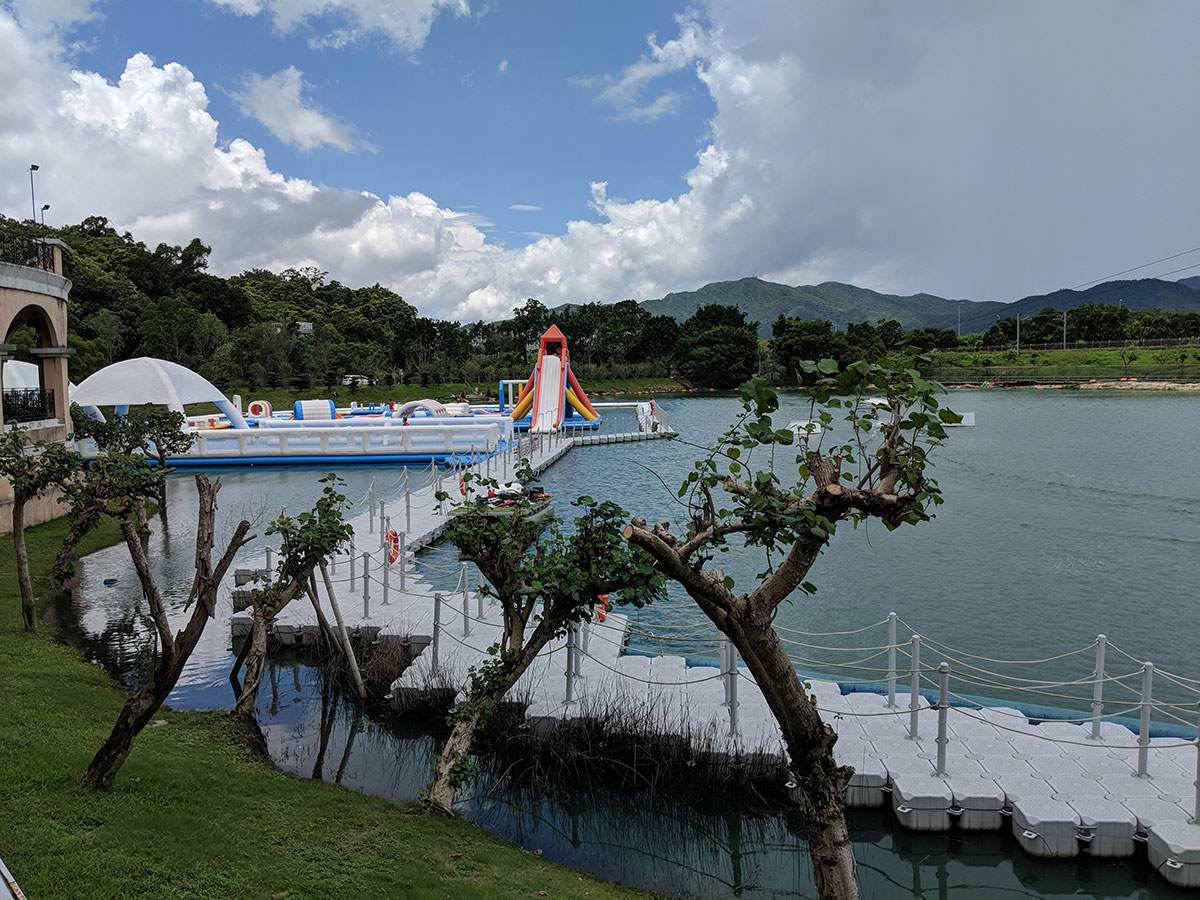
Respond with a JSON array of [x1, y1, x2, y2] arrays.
[[203, 0, 470, 50], [3, 2, 1199, 327], [583, 15, 710, 122], [497, 57, 508, 73], [7, 0, 102, 32], [231, 66, 373, 153], [508, 204, 541, 212]]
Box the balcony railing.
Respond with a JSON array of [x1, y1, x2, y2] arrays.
[[2, 388, 55, 424]]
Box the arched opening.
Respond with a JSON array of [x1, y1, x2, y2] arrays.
[[2, 303, 58, 423]]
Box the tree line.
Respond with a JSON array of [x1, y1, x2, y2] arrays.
[[980, 303, 1200, 348], [5, 215, 1199, 393]]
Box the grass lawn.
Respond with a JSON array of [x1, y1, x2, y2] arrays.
[[0, 513, 655, 899]]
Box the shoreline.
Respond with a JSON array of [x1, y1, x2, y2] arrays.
[[945, 380, 1200, 391]]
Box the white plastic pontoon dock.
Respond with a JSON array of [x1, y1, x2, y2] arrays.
[[225, 414, 1200, 890]]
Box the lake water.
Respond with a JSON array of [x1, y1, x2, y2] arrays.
[[64, 389, 1200, 899]]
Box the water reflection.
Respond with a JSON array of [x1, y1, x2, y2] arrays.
[[60, 393, 1200, 899], [247, 653, 1187, 900]]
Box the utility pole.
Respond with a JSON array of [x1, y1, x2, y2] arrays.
[[1062, 310, 1067, 350], [1016, 312, 1021, 354], [28, 164, 39, 222]]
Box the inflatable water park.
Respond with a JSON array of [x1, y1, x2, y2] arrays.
[[69, 326, 666, 468]]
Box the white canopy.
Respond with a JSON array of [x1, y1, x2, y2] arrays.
[[2, 359, 77, 393], [72, 357, 247, 429]]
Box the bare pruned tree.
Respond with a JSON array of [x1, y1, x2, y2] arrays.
[[83, 474, 252, 789], [625, 357, 957, 900]]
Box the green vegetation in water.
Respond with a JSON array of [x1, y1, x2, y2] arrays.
[[0, 514, 655, 899]]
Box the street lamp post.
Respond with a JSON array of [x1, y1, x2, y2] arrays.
[[1016, 312, 1021, 354], [40, 204, 49, 228], [28, 164, 39, 222], [957, 301, 962, 337], [1062, 310, 1068, 350]]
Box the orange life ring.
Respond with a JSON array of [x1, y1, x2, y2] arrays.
[[459, 475, 467, 497], [595, 594, 611, 622], [386, 529, 400, 564]]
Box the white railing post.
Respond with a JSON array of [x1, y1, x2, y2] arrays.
[[1193, 701, 1200, 824], [909, 635, 922, 739], [458, 566, 468, 628], [1138, 662, 1154, 777], [265, 546, 274, 576], [379, 499, 386, 537], [369, 490, 375, 533], [431, 594, 442, 676], [886, 611, 898, 708], [361, 551, 370, 617], [721, 637, 731, 706], [564, 630, 576, 704], [349, 552, 356, 592], [728, 651, 739, 738], [936, 662, 950, 776], [382, 553, 390, 606], [405, 490, 412, 533], [398, 532, 406, 592], [1091, 634, 1107, 740]]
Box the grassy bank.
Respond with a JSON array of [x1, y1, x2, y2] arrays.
[[0, 514, 654, 899], [928, 345, 1200, 383], [216, 377, 689, 411]]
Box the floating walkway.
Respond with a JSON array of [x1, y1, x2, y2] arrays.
[[226, 409, 1200, 891]]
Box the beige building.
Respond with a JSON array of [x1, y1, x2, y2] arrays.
[[0, 238, 74, 534]]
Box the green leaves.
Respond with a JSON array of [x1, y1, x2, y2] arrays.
[[264, 474, 353, 582], [0, 423, 81, 499]]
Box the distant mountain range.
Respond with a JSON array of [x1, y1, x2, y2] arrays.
[[637, 276, 1200, 337]]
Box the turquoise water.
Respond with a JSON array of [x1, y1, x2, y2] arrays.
[[65, 390, 1200, 898]]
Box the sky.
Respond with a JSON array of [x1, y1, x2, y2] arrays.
[[2, 0, 1199, 322]]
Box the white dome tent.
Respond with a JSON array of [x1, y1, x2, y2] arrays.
[[71, 357, 248, 429], [2, 358, 77, 393]]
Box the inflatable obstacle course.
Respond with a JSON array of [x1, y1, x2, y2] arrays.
[[508, 324, 600, 432]]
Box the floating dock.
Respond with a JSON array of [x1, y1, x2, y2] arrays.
[[226, 414, 1200, 891]]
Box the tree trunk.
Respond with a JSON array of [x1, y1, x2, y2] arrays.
[[428, 706, 486, 811], [53, 503, 101, 586], [83, 669, 171, 790], [84, 475, 250, 789], [725, 610, 859, 900], [234, 574, 308, 716], [234, 611, 271, 716], [12, 495, 35, 632], [427, 624, 553, 812]]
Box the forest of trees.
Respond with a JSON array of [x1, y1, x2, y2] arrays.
[[4, 215, 1200, 391], [982, 304, 1200, 347], [0, 216, 689, 389]]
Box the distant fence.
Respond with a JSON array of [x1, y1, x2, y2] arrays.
[[927, 366, 1200, 384], [934, 336, 1200, 355]]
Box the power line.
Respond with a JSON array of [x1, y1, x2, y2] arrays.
[[1070, 245, 1200, 290]]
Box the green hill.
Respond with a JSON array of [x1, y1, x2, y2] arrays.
[[640, 277, 995, 337], [639, 276, 1200, 337]]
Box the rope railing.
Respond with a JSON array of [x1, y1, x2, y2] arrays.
[[773, 615, 893, 638]]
